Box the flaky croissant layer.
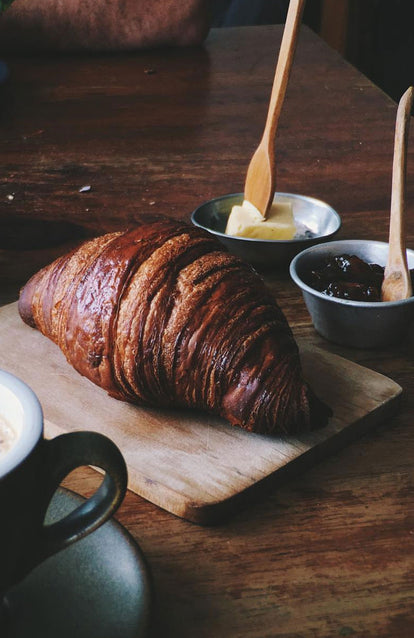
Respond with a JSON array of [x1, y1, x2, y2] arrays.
[[19, 217, 330, 435]]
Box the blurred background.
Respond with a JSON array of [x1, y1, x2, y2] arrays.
[[212, 0, 414, 106]]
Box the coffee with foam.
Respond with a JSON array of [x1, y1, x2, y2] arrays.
[[0, 378, 26, 475], [0, 414, 17, 457]]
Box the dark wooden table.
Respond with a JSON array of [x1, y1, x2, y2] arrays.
[[1, 25, 413, 637]]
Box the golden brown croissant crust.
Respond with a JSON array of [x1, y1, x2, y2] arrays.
[[19, 217, 330, 435]]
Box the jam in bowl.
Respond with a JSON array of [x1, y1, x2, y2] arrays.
[[290, 240, 414, 348]]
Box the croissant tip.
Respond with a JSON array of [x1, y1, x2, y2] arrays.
[[18, 281, 36, 328]]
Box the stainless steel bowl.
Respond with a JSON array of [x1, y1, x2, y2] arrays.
[[191, 192, 341, 268], [290, 240, 414, 348]]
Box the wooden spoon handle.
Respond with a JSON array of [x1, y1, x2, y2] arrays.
[[244, 0, 306, 217], [262, 0, 306, 146], [389, 87, 413, 256], [382, 86, 413, 301]]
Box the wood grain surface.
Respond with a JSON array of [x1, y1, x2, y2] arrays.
[[0, 302, 402, 524], [0, 24, 413, 638]]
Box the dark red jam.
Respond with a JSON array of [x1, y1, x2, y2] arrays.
[[307, 254, 385, 302]]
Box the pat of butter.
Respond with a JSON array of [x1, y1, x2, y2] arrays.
[[225, 200, 296, 240]]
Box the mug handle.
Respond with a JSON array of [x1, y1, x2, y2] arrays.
[[39, 431, 128, 560]]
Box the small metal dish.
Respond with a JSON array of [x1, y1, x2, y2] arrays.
[[191, 192, 341, 268], [290, 239, 414, 348]]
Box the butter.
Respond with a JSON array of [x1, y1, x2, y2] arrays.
[[225, 199, 296, 240]]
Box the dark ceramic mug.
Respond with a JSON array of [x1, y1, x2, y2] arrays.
[[0, 369, 128, 604]]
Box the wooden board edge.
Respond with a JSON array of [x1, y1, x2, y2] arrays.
[[43, 373, 403, 526], [177, 388, 403, 525]]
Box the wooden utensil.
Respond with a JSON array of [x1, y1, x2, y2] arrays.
[[244, 0, 306, 217], [381, 86, 413, 302]]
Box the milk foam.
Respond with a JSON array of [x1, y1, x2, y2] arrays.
[[0, 414, 17, 456], [0, 371, 42, 478]]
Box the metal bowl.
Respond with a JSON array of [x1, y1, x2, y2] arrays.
[[191, 192, 341, 268], [290, 239, 414, 348]]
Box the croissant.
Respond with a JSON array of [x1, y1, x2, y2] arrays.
[[18, 217, 330, 435]]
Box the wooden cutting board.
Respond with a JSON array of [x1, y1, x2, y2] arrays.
[[0, 302, 402, 524]]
